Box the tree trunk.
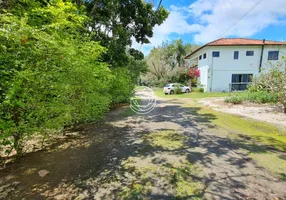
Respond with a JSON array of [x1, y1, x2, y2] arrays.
[[13, 133, 23, 156], [11, 106, 23, 155]]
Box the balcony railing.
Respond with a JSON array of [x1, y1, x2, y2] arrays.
[[229, 82, 250, 92]]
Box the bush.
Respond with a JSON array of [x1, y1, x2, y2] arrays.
[[110, 68, 134, 104], [224, 96, 243, 104], [245, 91, 278, 103], [0, 3, 114, 157], [225, 91, 278, 104], [192, 88, 204, 93], [174, 85, 182, 94], [249, 65, 286, 113]]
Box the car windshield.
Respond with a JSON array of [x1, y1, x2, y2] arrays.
[[165, 84, 170, 87]]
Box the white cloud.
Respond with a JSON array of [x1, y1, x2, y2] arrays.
[[190, 0, 286, 43], [132, 0, 286, 55], [131, 6, 203, 55]]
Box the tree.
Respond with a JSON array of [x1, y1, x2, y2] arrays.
[[0, 1, 113, 156], [0, 0, 168, 159], [84, 0, 169, 68], [143, 40, 201, 86]]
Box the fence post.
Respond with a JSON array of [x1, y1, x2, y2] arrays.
[[228, 83, 231, 96]]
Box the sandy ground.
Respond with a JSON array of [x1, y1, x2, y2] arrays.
[[0, 90, 286, 200], [198, 97, 286, 127]]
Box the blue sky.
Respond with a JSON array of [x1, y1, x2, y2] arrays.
[[132, 0, 286, 55]]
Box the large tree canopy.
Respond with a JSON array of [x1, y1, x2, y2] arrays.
[[0, 0, 169, 158], [142, 40, 200, 86], [84, 0, 169, 67]]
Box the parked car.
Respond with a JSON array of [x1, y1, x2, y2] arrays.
[[163, 83, 190, 95]]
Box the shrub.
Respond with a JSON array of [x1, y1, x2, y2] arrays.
[[192, 88, 204, 93], [224, 96, 243, 104], [225, 91, 278, 105], [174, 85, 182, 94], [110, 68, 134, 104], [0, 3, 114, 157], [245, 91, 278, 103], [249, 65, 286, 112]]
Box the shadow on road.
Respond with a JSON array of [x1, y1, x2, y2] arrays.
[[0, 99, 285, 200]]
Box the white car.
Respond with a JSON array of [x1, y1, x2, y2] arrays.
[[163, 83, 190, 95]]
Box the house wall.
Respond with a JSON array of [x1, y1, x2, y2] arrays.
[[187, 44, 286, 92], [209, 46, 260, 91], [209, 45, 286, 91], [191, 47, 211, 91], [197, 66, 209, 92], [197, 49, 209, 67]]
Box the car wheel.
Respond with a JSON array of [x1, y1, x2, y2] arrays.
[[185, 89, 190, 93], [170, 90, 174, 95], [165, 93, 168, 95]]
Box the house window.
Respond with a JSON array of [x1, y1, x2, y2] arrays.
[[212, 51, 220, 57], [231, 74, 253, 91], [203, 53, 207, 59], [234, 51, 239, 59], [246, 51, 254, 56], [268, 51, 279, 60], [199, 55, 202, 60]]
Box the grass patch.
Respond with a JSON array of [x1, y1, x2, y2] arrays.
[[153, 87, 228, 99], [120, 97, 141, 117], [189, 104, 286, 151], [120, 158, 203, 199], [142, 130, 185, 150], [250, 152, 286, 180], [184, 100, 286, 179], [135, 86, 147, 90], [225, 91, 278, 104], [224, 95, 243, 104], [170, 163, 203, 199]]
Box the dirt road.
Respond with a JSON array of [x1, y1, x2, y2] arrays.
[[0, 90, 286, 199]]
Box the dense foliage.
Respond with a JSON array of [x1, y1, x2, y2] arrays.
[[224, 91, 278, 104], [248, 64, 286, 112], [142, 40, 200, 87], [0, 0, 168, 158]]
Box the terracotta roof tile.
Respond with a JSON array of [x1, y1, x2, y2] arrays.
[[185, 38, 286, 59], [208, 38, 286, 46]]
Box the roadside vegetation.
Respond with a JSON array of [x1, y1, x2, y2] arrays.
[[225, 64, 286, 112], [105, 130, 204, 199], [224, 91, 278, 104], [184, 101, 286, 180], [0, 0, 168, 163], [141, 39, 200, 87], [154, 88, 229, 98]]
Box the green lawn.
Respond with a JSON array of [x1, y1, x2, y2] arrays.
[[153, 87, 229, 98]]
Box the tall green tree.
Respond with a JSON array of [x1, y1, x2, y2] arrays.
[[143, 40, 200, 86], [0, 1, 113, 155], [84, 0, 169, 68]]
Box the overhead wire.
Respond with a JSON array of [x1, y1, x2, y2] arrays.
[[218, 0, 263, 38]]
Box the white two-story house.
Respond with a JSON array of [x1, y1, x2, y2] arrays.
[[184, 38, 286, 92]]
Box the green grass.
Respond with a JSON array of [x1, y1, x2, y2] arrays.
[[142, 130, 185, 150], [184, 101, 286, 179], [117, 130, 204, 199], [250, 152, 286, 180], [187, 103, 286, 151], [225, 91, 278, 104], [135, 86, 147, 90], [153, 87, 229, 98], [121, 157, 203, 199], [120, 97, 141, 117]]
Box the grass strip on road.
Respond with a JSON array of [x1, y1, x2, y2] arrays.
[[183, 101, 286, 180], [153, 87, 229, 98]]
